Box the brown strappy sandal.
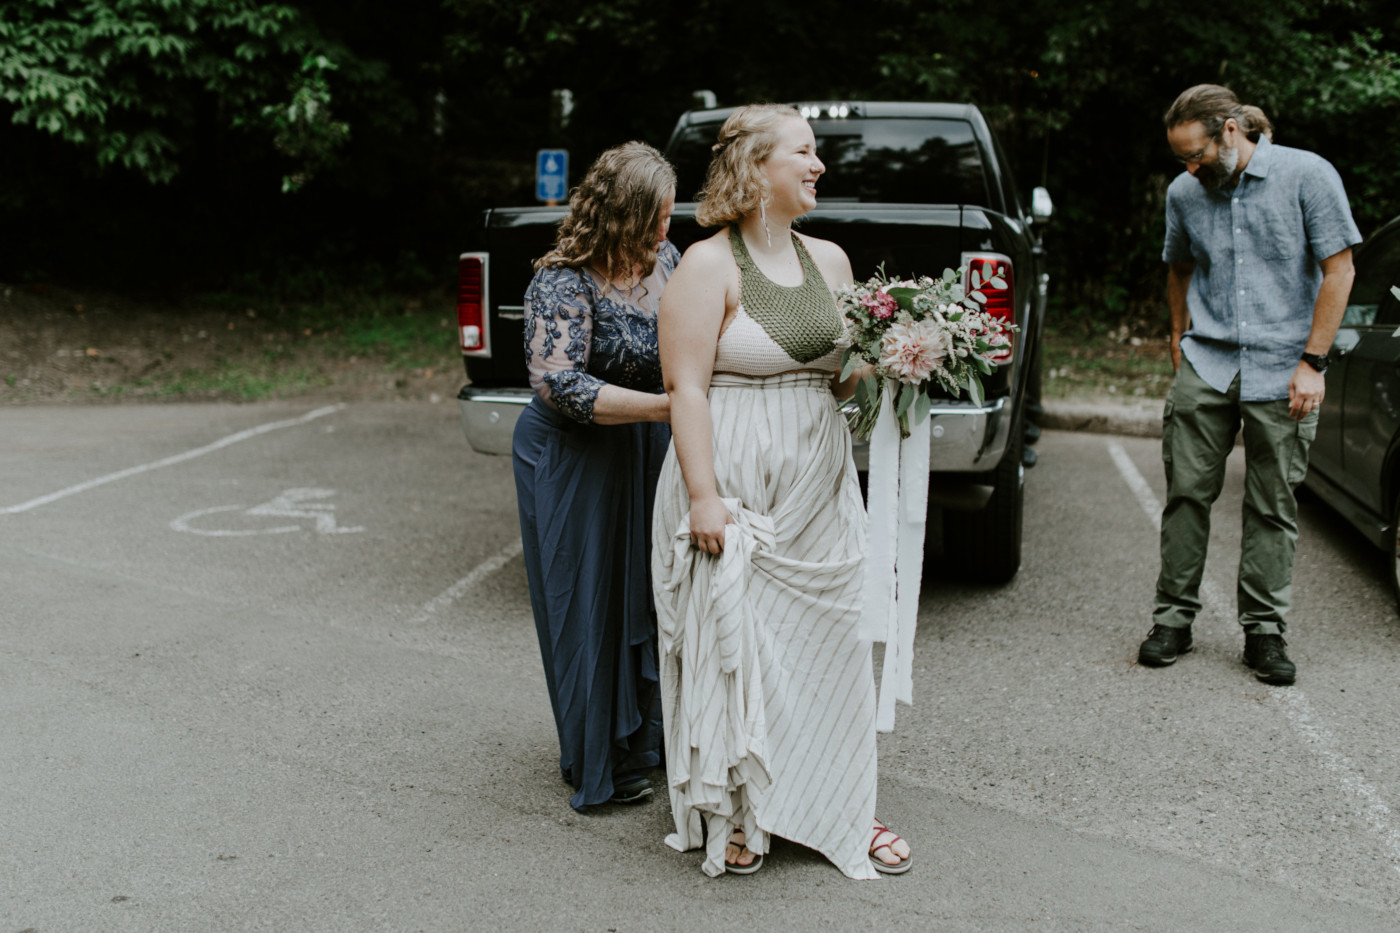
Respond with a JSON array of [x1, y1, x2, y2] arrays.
[[869, 818, 912, 875]]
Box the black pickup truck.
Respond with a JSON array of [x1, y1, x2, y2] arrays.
[[456, 101, 1052, 582]]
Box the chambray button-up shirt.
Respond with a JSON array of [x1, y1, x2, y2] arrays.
[[1162, 136, 1361, 401]]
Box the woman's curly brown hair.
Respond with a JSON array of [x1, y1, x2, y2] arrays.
[[534, 141, 676, 281], [695, 104, 804, 228]]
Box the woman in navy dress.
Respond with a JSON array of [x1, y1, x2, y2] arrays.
[[513, 142, 679, 810]]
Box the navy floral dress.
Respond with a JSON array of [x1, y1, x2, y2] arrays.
[[511, 241, 679, 810]]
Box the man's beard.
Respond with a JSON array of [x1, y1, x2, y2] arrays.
[[1196, 143, 1240, 190]]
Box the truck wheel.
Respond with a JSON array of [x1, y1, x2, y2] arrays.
[[940, 420, 1024, 584], [1390, 490, 1400, 618]]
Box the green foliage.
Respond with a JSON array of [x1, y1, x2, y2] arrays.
[[439, 0, 878, 184], [250, 53, 351, 192], [438, 0, 1399, 329], [4, 0, 1399, 321], [861, 0, 1400, 322], [0, 0, 350, 186]]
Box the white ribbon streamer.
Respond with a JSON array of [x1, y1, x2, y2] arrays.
[[858, 380, 931, 733]]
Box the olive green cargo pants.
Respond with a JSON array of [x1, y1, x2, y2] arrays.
[[1153, 358, 1318, 635]]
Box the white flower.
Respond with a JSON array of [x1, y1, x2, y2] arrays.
[[879, 279, 919, 294]]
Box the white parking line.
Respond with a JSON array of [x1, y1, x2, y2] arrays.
[[1107, 437, 1400, 876], [1277, 690, 1400, 873], [362, 540, 526, 660], [1106, 440, 1229, 619], [1, 405, 345, 515], [402, 539, 525, 628], [1106, 440, 1163, 531]]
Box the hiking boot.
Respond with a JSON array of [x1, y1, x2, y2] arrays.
[[1243, 633, 1296, 685], [1138, 624, 1193, 666]]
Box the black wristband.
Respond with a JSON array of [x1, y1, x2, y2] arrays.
[[1300, 351, 1329, 374]]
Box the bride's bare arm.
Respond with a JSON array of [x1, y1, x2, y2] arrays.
[[660, 237, 734, 554]]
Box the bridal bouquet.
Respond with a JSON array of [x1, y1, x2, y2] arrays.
[[836, 265, 1015, 439]]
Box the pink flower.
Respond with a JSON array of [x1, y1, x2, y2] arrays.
[[859, 291, 898, 320], [879, 319, 950, 383]]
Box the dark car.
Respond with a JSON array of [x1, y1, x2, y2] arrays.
[[1303, 214, 1400, 605]]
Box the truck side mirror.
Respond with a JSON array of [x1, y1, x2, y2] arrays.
[[1031, 186, 1054, 226]]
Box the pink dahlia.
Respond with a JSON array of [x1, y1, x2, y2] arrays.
[[879, 319, 950, 383]]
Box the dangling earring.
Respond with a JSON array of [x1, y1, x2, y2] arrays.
[[760, 197, 771, 248]]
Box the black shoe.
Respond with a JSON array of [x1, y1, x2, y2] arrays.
[[1243, 633, 1296, 685], [1022, 446, 1038, 468], [1025, 421, 1042, 446], [1138, 624, 1193, 666], [609, 774, 653, 805]]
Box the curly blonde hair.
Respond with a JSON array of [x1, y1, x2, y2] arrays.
[[695, 104, 804, 228], [535, 141, 676, 281]]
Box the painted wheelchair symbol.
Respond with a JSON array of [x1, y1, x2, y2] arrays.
[[170, 487, 364, 537]]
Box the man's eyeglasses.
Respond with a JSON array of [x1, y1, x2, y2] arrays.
[[1174, 136, 1219, 166]]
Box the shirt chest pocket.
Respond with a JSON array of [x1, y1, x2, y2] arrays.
[[1251, 204, 1301, 261]]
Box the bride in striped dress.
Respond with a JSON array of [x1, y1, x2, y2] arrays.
[[652, 103, 912, 879]]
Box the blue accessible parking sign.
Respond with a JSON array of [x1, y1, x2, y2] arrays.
[[536, 149, 568, 203]]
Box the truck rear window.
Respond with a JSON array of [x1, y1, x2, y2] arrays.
[[667, 117, 988, 207]]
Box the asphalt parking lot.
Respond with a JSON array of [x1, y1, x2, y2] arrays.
[[3, 400, 1400, 931]]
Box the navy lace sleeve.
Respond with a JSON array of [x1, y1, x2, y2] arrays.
[[523, 266, 605, 423]]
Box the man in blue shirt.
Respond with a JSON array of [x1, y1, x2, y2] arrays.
[[1138, 84, 1360, 685]]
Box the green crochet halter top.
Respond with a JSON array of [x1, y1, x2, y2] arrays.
[[728, 226, 844, 365]]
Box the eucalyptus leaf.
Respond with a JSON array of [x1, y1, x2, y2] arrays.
[[913, 387, 932, 424], [990, 275, 1007, 289], [839, 346, 858, 382], [895, 381, 916, 417], [887, 286, 920, 311], [968, 374, 984, 408]]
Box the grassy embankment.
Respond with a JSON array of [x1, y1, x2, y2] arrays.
[[0, 284, 460, 404]]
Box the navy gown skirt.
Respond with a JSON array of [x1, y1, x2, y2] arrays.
[[512, 396, 668, 810]]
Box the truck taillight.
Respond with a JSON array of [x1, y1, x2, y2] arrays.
[[963, 253, 1014, 362], [458, 252, 490, 357]]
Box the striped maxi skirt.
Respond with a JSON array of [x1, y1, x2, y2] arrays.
[[652, 371, 880, 879]]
